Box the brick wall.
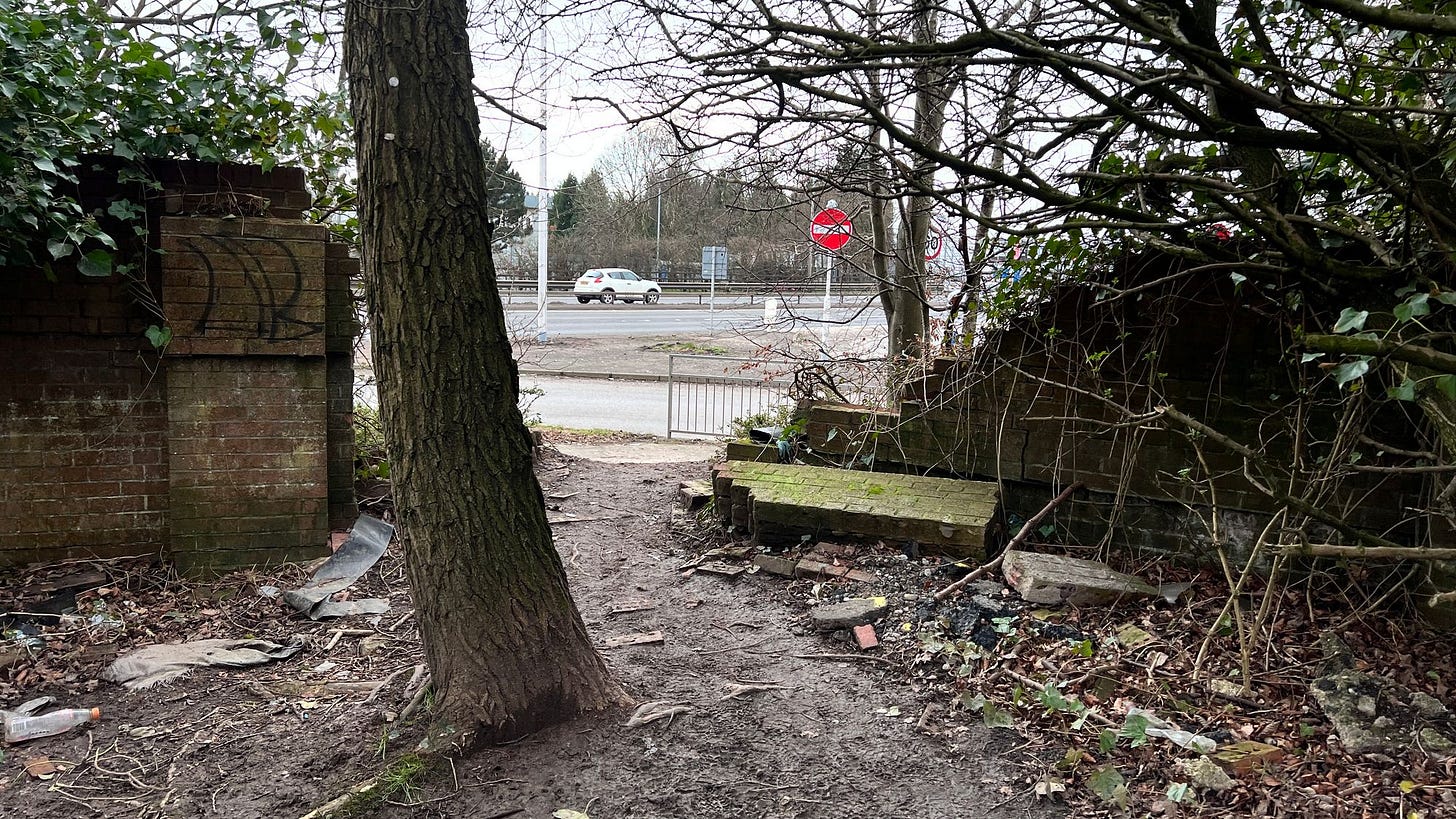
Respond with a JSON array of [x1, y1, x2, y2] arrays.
[[165, 357, 330, 573], [0, 159, 356, 573], [807, 258, 1427, 559], [0, 336, 169, 563]]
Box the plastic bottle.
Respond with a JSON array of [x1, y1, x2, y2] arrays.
[[2, 707, 101, 743]]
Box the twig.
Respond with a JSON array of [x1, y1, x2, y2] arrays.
[[1280, 544, 1456, 560], [792, 652, 900, 668], [698, 637, 770, 654], [720, 682, 792, 701], [399, 672, 432, 722], [934, 482, 1084, 602]]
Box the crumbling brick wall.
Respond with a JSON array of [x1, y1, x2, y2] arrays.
[[0, 159, 357, 573], [808, 255, 1427, 560]]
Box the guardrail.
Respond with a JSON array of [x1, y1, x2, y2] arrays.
[[496, 279, 879, 306], [666, 355, 793, 439]]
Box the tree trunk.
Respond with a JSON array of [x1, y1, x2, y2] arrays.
[[889, 0, 953, 361], [344, 0, 626, 749]]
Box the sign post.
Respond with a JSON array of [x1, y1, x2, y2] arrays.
[[700, 246, 727, 312], [809, 204, 852, 350]]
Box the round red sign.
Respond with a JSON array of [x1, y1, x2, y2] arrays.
[[810, 208, 853, 251]]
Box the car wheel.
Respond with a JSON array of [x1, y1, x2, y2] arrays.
[[600, 290, 616, 304], [576, 296, 590, 304], [644, 291, 660, 305]]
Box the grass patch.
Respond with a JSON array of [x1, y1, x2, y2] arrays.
[[334, 753, 433, 817]]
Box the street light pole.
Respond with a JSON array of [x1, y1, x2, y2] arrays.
[[654, 187, 662, 277], [535, 120, 548, 344]]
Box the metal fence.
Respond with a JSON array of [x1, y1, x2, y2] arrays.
[[666, 355, 793, 439]]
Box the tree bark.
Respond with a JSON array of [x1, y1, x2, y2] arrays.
[[344, 0, 626, 749]]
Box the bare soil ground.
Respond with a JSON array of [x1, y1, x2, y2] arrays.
[[0, 440, 1050, 819]]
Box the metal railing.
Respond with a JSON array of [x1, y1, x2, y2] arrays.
[[496, 279, 877, 306], [666, 355, 793, 439]]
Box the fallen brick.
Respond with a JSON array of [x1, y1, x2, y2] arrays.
[[752, 554, 798, 577], [853, 624, 879, 650], [812, 542, 860, 558], [677, 480, 713, 511], [794, 557, 876, 583]]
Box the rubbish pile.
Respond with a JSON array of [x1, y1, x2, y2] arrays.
[[674, 480, 1456, 817]]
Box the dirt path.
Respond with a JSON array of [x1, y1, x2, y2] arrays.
[[1, 445, 1048, 819]]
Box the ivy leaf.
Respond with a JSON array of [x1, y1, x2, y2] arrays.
[[1300, 352, 1324, 363], [1332, 358, 1370, 386], [1332, 308, 1369, 333], [144, 324, 172, 350], [1098, 729, 1118, 755], [46, 239, 71, 260], [1088, 765, 1128, 808], [1389, 379, 1417, 402], [77, 249, 113, 277], [1436, 375, 1456, 401], [1119, 712, 1151, 747], [982, 700, 1015, 729]]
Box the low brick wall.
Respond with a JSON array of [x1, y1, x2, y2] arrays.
[[806, 261, 1427, 559], [0, 159, 357, 572]]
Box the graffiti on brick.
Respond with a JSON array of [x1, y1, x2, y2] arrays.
[[182, 235, 324, 340]]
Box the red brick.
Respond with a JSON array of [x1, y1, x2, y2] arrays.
[[853, 624, 879, 650]]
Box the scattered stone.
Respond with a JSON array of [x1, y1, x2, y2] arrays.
[[811, 597, 890, 631], [359, 635, 390, 657], [752, 554, 798, 577], [1206, 679, 1247, 700], [1211, 740, 1284, 774], [1000, 550, 1159, 606], [853, 624, 879, 650], [1309, 644, 1456, 758], [601, 631, 665, 649], [1177, 757, 1235, 791], [1114, 623, 1155, 649]]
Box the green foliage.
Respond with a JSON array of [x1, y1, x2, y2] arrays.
[[0, 0, 354, 271], [728, 401, 799, 441], [550, 173, 582, 235], [482, 138, 528, 247], [354, 403, 390, 481], [1087, 764, 1128, 809]]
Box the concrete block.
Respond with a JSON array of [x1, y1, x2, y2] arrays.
[[811, 597, 890, 631], [1000, 550, 1159, 606]]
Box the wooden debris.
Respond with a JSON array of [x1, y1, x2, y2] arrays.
[[607, 597, 658, 615], [694, 561, 746, 579], [601, 631, 665, 649], [625, 700, 691, 727]]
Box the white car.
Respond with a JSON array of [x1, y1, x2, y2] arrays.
[[573, 267, 661, 304]]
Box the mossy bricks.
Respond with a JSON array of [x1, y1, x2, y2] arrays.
[[711, 461, 1000, 558]]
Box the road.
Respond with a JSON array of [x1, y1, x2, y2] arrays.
[[502, 300, 884, 338], [358, 303, 886, 436]]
